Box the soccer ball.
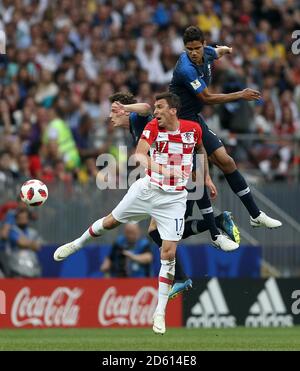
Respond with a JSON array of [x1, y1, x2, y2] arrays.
[[20, 179, 48, 207]]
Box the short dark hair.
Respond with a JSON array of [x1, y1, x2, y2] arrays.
[[109, 92, 137, 104], [183, 26, 205, 44], [155, 92, 181, 111]]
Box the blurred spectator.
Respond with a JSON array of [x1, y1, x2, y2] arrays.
[[259, 152, 288, 182], [17, 153, 31, 182], [35, 69, 59, 108], [100, 223, 153, 278], [0, 151, 17, 191], [77, 157, 99, 185], [254, 100, 276, 134], [72, 113, 105, 161], [0, 0, 298, 183], [219, 74, 253, 133], [0, 208, 42, 278], [275, 105, 299, 136], [0, 198, 36, 242], [43, 106, 81, 171], [197, 0, 221, 42], [136, 38, 165, 85]]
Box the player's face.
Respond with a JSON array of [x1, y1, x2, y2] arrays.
[[185, 40, 204, 64], [154, 99, 174, 127], [109, 108, 129, 128]]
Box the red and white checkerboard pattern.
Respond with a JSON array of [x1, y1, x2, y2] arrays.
[[141, 119, 202, 192]]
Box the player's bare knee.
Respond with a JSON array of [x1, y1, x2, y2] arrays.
[[161, 250, 175, 260], [212, 154, 236, 173], [148, 225, 155, 234], [161, 241, 176, 260], [103, 214, 120, 229], [148, 219, 157, 234], [221, 155, 237, 173]]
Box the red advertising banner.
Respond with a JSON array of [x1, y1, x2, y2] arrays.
[[0, 279, 182, 328]]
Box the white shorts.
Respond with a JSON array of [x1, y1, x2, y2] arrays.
[[112, 176, 187, 241]]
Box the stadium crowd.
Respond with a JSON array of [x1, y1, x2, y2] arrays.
[[0, 0, 300, 191]]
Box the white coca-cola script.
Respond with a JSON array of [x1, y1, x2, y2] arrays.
[[98, 286, 157, 326], [11, 287, 82, 327]]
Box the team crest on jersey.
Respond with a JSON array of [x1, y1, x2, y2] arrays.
[[190, 79, 201, 90], [181, 132, 194, 143]]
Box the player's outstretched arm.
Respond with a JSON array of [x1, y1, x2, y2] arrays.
[[135, 139, 177, 178], [197, 87, 261, 105], [215, 45, 232, 59], [112, 101, 152, 116]]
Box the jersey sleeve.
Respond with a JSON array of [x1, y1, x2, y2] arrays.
[[129, 112, 138, 123], [205, 46, 218, 61], [140, 119, 158, 145], [181, 66, 207, 95]]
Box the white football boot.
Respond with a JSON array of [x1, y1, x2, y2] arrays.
[[250, 211, 282, 229], [212, 234, 239, 252], [53, 241, 80, 261], [152, 312, 166, 335]]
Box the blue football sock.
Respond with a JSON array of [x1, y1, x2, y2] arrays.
[[225, 170, 260, 218]]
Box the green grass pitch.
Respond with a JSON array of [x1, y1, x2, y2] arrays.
[[0, 327, 300, 351]]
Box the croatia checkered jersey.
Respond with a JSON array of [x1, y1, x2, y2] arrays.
[[140, 118, 202, 192]]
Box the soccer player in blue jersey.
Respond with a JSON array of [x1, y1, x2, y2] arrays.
[[169, 26, 282, 244], [109, 92, 240, 299]]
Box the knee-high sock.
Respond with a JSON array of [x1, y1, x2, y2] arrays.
[[225, 170, 260, 218], [149, 230, 162, 247], [174, 253, 188, 281], [183, 214, 223, 239], [149, 230, 188, 282], [196, 187, 219, 240], [156, 259, 175, 315], [73, 217, 106, 248]]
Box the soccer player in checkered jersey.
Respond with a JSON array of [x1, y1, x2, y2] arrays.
[[109, 92, 241, 301], [54, 92, 218, 334]]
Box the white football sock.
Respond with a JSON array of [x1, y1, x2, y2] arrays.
[[155, 259, 175, 316], [73, 217, 106, 248]]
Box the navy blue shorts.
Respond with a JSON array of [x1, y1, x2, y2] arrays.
[[185, 115, 223, 216], [185, 199, 194, 218], [198, 114, 223, 157]]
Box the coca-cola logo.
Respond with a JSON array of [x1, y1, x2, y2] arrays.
[[11, 287, 83, 327], [98, 286, 157, 326]]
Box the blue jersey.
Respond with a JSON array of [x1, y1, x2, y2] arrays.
[[169, 46, 218, 121], [109, 235, 152, 278], [129, 112, 153, 145], [8, 225, 37, 250]]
